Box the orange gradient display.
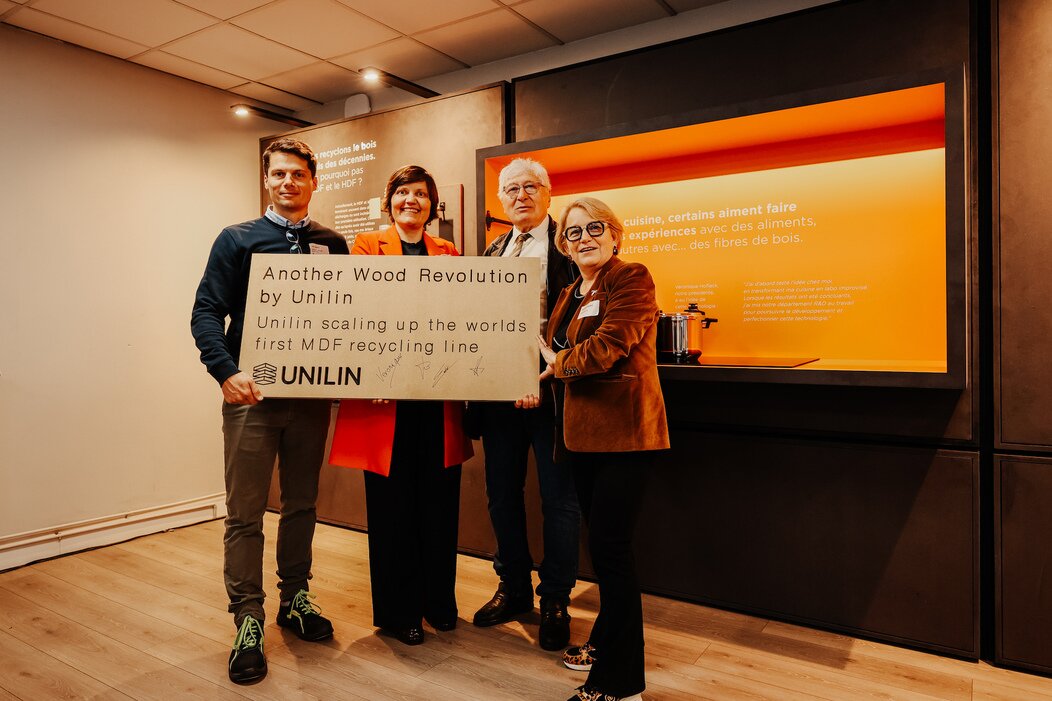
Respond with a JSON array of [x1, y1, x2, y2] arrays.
[[482, 83, 948, 373]]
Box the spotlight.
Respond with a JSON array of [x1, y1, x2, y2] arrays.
[[358, 66, 439, 99], [230, 103, 314, 128]]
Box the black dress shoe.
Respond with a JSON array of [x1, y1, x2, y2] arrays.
[[472, 582, 534, 627], [382, 626, 425, 645], [425, 615, 458, 631], [539, 597, 571, 651]]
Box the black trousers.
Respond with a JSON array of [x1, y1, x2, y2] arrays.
[[363, 401, 462, 629], [480, 401, 580, 598], [571, 450, 651, 698]]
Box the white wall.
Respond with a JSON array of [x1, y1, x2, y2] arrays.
[[0, 0, 836, 568], [0, 26, 278, 567]]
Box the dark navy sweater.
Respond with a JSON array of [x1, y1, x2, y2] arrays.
[[191, 216, 348, 385]]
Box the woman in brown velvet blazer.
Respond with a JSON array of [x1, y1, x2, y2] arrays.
[[525, 196, 668, 701]]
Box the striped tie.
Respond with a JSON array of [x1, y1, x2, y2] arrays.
[[510, 232, 531, 256]]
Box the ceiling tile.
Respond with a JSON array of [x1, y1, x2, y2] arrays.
[[29, 0, 215, 46], [262, 61, 368, 103], [163, 24, 316, 80], [174, 0, 273, 20], [666, 0, 727, 11], [232, 0, 398, 59], [230, 82, 319, 111], [415, 8, 556, 66], [511, 0, 667, 43], [4, 8, 149, 58], [0, 0, 18, 13], [335, 0, 498, 35], [133, 50, 245, 88], [330, 37, 463, 80]]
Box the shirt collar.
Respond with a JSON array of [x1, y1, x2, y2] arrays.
[[512, 216, 550, 244], [265, 205, 311, 230]]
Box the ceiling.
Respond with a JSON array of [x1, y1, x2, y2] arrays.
[[0, 0, 725, 114]]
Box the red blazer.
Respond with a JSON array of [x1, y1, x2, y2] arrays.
[[328, 228, 473, 476]]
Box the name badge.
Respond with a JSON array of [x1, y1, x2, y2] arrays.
[[309, 243, 330, 254], [578, 299, 600, 318]]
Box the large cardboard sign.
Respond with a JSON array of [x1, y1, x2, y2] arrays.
[[240, 254, 540, 400]]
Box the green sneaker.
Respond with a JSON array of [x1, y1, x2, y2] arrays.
[[228, 616, 266, 684], [277, 590, 334, 641]]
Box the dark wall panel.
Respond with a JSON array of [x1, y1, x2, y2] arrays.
[[996, 455, 1052, 672], [515, 0, 969, 142], [513, 0, 977, 444], [501, 0, 981, 657], [639, 433, 979, 657], [994, 0, 1052, 451]]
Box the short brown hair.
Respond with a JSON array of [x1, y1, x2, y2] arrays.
[[381, 165, 440, 226], [555, 197, 624, 257], [262, 138, 317, 177]]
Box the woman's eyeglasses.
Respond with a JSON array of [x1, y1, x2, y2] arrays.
[[563, 220, 606, 242], [285, 229, 301, 254]]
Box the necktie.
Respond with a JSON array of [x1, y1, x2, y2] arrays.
[[510, 232, 531, 257]]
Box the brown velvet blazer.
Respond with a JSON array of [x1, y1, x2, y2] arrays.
[[546, 256, 670, 453]]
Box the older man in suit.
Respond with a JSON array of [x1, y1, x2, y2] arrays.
[[469, 158, 580, 651]]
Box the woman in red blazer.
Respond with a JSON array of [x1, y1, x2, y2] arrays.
[[527, 196, 668, 701], [328, 165, 472, 646]]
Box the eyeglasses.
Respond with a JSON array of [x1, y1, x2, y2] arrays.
[[562, 220, 606, 242], [502, 182, 545, 198], [285, 229, 301, 254]]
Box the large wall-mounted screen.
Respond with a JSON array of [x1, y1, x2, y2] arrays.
[[479, 74, 966, 387]]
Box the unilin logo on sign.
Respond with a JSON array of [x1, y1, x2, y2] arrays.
[[253, 363, 277, 385]]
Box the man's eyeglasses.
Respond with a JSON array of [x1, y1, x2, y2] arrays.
[[286, 229, 301, 254], [502, 182, 545, 198], [563, 220, 606, 242]]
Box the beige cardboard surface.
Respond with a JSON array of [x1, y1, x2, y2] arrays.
[[240, 253, 541, 400]]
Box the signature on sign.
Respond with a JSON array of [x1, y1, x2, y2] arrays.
[[432, 361, 456, 388], [376, 353, 402, 386]]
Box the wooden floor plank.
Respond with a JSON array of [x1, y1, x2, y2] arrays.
[[29, 551, 250, 651], [0, 570, 173, 651], [0, 628, 133, 701], [264, 639, 466, 701], [0, 588, 245, 701], [647, 659, 828, 701], [695, 642, 958, 701], [764, 620, 1052, 697], [972, 678, 1052, 701], [5, 518, 1052, 700], [143, 630, 372, 701], [693, 623, 973, 700], [417, 649, 572, 701]]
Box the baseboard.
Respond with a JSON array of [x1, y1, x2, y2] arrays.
[[0, 493, 227, 572]]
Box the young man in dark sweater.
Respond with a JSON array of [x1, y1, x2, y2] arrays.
[[191, 138, 348, 684]]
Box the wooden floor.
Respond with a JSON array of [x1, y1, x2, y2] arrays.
[[1, 517, 1051, 700]]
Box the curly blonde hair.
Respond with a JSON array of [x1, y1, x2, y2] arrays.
[[555, 197, 624, 258]]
